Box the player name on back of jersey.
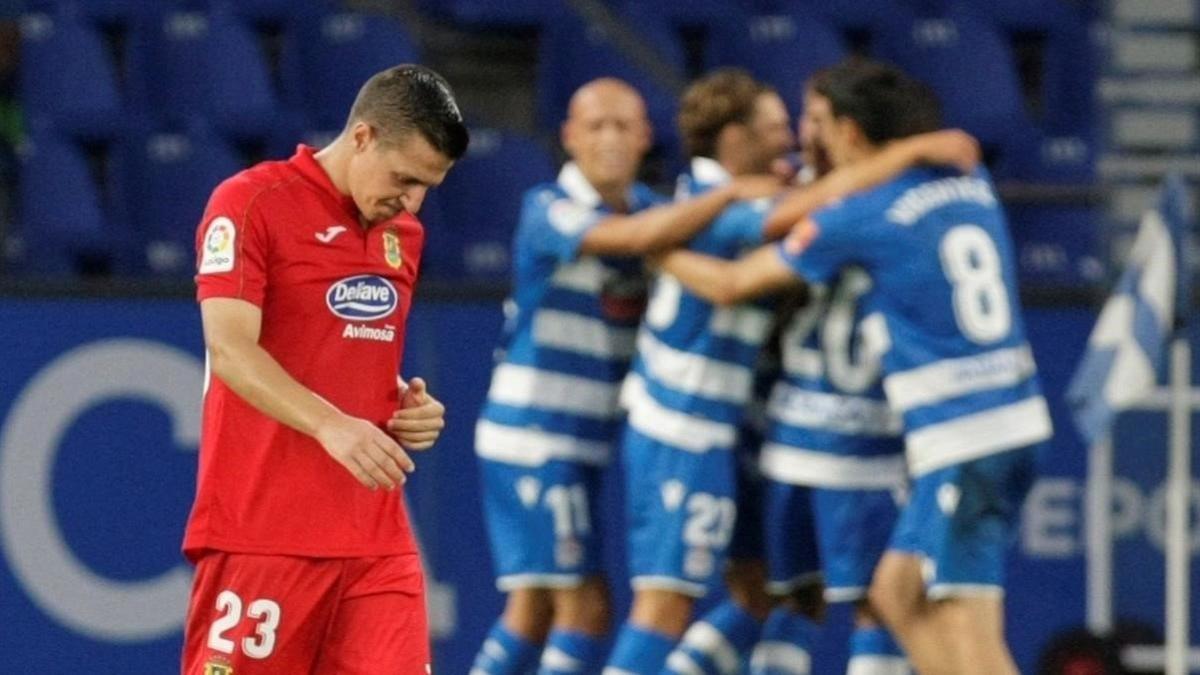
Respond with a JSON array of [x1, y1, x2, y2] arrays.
[[886, 176, 997, 226]]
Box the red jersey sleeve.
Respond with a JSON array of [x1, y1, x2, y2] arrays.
[[194, 176, 270, 306]]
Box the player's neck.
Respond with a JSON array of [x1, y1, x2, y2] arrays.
[[713, 148, 750, 177], [597, 187, 630, 213], [313, 141, 353, 200], [841, 141, 880, 166]]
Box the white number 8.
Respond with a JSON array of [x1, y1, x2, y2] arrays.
[[940, 224, 1011, 344]]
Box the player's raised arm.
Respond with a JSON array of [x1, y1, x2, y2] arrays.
[[201, 297, 415, 490], [578, 174, 782, 256], [656, 242, 801, 306], [763, 128, 981, 238]]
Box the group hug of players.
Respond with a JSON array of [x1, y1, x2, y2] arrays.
[[470, 58, 1052, 675]]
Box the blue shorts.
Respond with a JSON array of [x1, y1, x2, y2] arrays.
[[622, 426, 738, 598], [889, 446, 1036, 598], [480, 458, 605, 591], [812, 486, 901, 602], [763, 480, 822, 596]]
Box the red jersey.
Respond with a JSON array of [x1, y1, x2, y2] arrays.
[[184, 145, 423, 560]]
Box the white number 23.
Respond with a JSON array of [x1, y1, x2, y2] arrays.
[[207, 590, 282, 660]]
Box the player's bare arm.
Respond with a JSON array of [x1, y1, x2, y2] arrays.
[[656, 243, 801, 307], [201, 297, 415, 490], [763, 128, 981, 238], [387, 377, 446, 451], [578, 174, 784, 256]]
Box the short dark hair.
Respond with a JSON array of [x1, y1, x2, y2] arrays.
[[678, 68, 772, 159], [348, 64, 470, 160], [810, 58, 942, 144]]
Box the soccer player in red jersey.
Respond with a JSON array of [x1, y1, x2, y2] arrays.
[[180, 64, 468, 675]]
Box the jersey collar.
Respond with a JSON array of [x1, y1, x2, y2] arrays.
[[292, 144, 360, 217], [557, 161, 643, 213], [690, 156, 732, 186], [557, 162, 602, 208]]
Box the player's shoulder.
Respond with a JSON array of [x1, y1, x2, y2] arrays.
[[208, 158, 299, 213], [521, 180, 570, 212], [883, 166, 1001, 227], [631, 182, 667, 210], [816, 167, 935, 227]]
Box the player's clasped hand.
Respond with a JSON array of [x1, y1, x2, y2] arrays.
[[387, 377, 446, 452], [317, 413, 416, 490]]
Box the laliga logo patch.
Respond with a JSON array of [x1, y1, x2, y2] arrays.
[[198, 216, 236, 274], [326, 275, 398, 321]]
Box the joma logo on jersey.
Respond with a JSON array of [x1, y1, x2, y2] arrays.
[[326, 275, 398, 321]]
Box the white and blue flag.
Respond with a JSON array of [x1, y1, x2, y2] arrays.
[[1067, 175, 1192, 446]]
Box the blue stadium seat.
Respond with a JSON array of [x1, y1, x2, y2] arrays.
[[994, 128, 1096, 183], [765, 0, 914, 32], [422, 129, 557, 280], [961, 0, 1079, 31], [127, 9, 281, 141], [1040, 14, 1098, 137], [24, 0, 186, 26], [990, 9, 1097, 181], [611, 0, 739, 26], [281, 12, 422, 130], [268, 127, 341, 160], [19, 12, 123, 139], [871, 3, 1028, 148], [704, 8, 846, 110], [537, 11, 685, 160], [118, 126, 244, 276], [208, 0, 332, 24], [417, 0, 567, 26], [16, 132, 126, 276], [1006, 204, 1104, 288]]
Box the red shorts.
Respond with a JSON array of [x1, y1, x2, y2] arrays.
[[182, 551, 429, 674]]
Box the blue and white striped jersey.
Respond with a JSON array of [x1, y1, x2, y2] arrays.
[[621, 157, 774, 453], [475, 162, 664, 468], [759, 271, 906, 490], [779, 167, 1052, 477]]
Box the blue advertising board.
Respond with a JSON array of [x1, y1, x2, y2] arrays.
[[0, 299, 1193, 673]]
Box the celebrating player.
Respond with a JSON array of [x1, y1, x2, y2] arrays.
[[181, 65, 467, 674], [617, 69, 798, 675], [657, 59, 1048, 675], [470, 78, 782, 675], [607, 67, 982, 674], [747, 76, 949, 675]]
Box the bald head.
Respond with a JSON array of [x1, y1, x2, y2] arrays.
[[561, 78, 652, 205], [568, 78, 647, 121]]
